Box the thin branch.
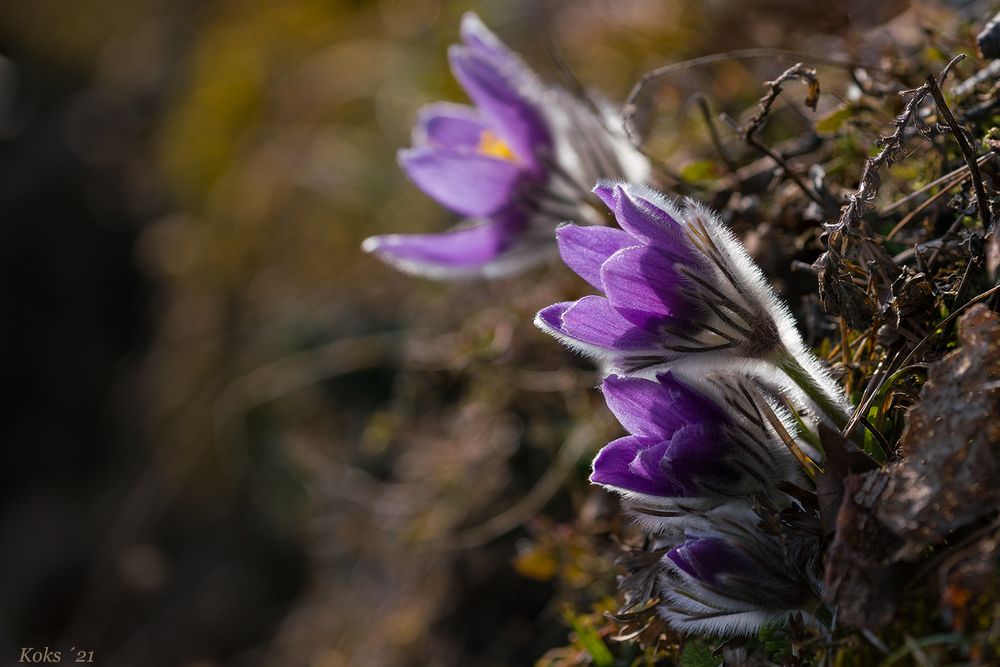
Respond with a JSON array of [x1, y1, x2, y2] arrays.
[[721, 111, 827, 209], [925, 58, 992, 230], [749, 134, 828, 209], [884, 170, 970, 241], [694, 93, 737, 172], [741, 63, 820, 142], [880, 152, 995, 218], [622, 47, 877, 145]]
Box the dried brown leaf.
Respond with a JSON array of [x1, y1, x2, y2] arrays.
[[877, 304, 1000, 559], [823, 470, 902, 629]]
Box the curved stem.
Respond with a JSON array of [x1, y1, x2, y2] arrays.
[[774, 352, 879, 461]]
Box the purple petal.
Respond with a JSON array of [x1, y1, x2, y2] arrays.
[[594, 183, 695, 263], [602, 374, 725, 438], [667, 538, 746, 586], [591, 420, 737, 499], [591, 435, 686, 497], [661, 423, 737, 489], [602, 375, 687, 438], [449, 46, 549, 173], [536, 301, 568, 331], [399, 146, 523, 217], [654, 373, 726, 424], [556, 224, 638, 290], [363, 219, 515, 272], [459, 13, 512, 60], [537, 296, 660, 352], [601, 245, 691, 329], [414, 103, 487, 151]]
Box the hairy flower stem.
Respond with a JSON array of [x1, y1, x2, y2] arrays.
[[774, 352, 872, 460]]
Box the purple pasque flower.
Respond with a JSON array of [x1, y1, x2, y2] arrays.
[[591, 373, 800, 530], [362, 13, 651, 279], [659, 526, 820, 636], [535, 181, 848, 431]]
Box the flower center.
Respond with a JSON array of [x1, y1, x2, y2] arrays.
[[477, 130, 516, 161]]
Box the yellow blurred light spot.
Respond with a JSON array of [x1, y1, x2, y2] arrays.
[[478, 130, 515, 161], [513, 543, 558, 581]]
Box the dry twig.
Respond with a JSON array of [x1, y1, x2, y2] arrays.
[[925, 58, 992, 231]]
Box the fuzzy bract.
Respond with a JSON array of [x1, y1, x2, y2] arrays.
[[659, 526, 820, 636]]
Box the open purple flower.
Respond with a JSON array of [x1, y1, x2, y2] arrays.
[[536, 181, 849, 432], [591, 373, 799, 530], [362, 13, 650, 279], [659, 528, 820, 636]]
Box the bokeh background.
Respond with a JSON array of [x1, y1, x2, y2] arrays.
[[0, 1, 982, 665]]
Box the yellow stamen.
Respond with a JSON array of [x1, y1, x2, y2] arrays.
[[478, 130, 516, 161]]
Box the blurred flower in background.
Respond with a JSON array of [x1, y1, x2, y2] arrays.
[[363, 12, 650, 279]]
